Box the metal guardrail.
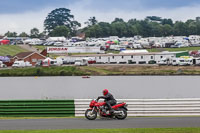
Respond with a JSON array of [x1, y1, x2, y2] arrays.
[[75, 98, 200, 116]]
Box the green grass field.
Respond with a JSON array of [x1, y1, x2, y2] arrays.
[[33, 46, 47, 51], [1, 128, 200, 133], [0, 45, 28, 56], [148, 47, 200, 52], [0, 66, 89, 76]]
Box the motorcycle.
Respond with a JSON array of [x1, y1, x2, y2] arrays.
[[85, 99, 128, 120]]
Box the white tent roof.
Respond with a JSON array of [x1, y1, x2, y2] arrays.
[[120, 50, 148, 54], [47, 37, 66, 42], [43, 57, 53, 62]]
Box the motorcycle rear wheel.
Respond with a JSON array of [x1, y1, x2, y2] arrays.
[[115, 108, 127, 120], [85, 109, 97, 120]]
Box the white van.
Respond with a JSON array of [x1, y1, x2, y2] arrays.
[[158, 58, 173, 66], [12, 61, 32, 68], [50, 60, 63, 66], [172, 58, 193, 66], [74, 59, 88, 66]]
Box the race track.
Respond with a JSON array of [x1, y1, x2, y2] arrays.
[[0, 117, 200, 130]]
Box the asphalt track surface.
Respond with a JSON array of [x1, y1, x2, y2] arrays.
[[0, 117, 200, 130]]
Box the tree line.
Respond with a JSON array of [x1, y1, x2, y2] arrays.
[[4, 8, 200, 38], [83, 16, 200, 38]]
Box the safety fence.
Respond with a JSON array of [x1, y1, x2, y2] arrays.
[[0, 100, 75, 117], [1, 99, 200, 117], [75, 98, 200, 117]]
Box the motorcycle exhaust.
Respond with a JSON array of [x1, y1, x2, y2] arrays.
[[114, 111, 123, 115]]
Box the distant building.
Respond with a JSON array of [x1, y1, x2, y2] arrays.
[[67, 51, 188, 64], [47, 37, 66, 42], [11, 52, 46, 66]]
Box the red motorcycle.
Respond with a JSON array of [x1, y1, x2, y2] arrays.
[[85, 99, 128, 120]]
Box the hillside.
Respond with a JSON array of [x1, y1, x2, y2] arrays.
[[0, 45, 28, 56]]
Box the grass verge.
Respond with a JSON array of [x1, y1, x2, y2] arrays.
[[0, 66, 89, 76], [79, 65, 200, 75], [2, 65, 200, 76], [148, 47, 200, 52], [1, 128, 200, 133]]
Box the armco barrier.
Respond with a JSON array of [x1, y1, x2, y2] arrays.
[[75, 99, 200, 117], [0, 100, 75, 117]]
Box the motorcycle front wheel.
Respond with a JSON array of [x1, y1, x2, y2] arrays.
[[85, 109, 97, 120]]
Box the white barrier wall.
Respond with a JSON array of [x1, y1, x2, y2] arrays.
[[75, 98, 200, 117]]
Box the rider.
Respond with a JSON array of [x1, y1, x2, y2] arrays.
[[97, 89, 117, 114]]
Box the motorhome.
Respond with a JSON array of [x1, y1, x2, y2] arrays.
[[158, 58, 172, 66], [42, 57, 63, 67], [192, 58, 200, 66], [172, 57, 193, 66]]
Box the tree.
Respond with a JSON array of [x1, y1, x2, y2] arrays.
[[150, 22, 162, 37], [196, 21, 200, 35], [49, 26, 70, 37], [128, 19, 138, 25], [127, 25, 138, 37], [19, 32, 29, 37], [85, 25, 103, 38], [81, 16, 200, 38], [39, 31, 47, 39], [85, 16, 98, 26], [44, 8, 81, 35], [71, 20, 81, 36], [30, 28, 39, 38], [112, 18, 124, 23], [98, 22, 111, 37], [161, 19, 173, 26], [4, 31, 17, 37], [185, 20, 197, 35], [139, 20, 152, 37], [111, 21, 127, 37], [162, 24, 173, 36], [173, 21, 188, 36]]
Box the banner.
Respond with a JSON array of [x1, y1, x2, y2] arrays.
[[47, 47, 101, 54]]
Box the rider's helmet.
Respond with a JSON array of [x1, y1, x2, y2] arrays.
[[103, 89, 108, 96]]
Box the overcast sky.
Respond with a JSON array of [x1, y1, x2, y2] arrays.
[[0, 0, 200, 34]]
